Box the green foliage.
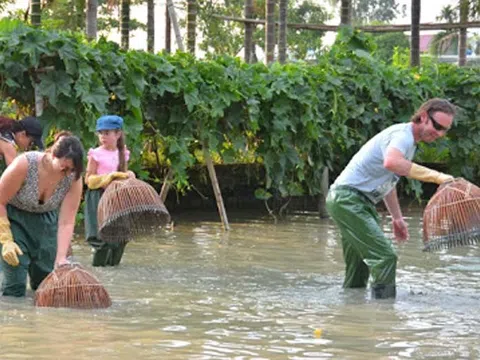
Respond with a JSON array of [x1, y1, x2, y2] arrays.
[[0, 0, 13, 13], [197, 0, 331, 60], [372, 32, 409, 63], [0, 20, 479, 202], [353, 0, 406, 24]]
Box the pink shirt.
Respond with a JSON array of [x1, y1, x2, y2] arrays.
[[88, 147, 130, 175]]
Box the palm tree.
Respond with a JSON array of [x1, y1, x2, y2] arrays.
[[31, 0, 41, 27], [187, 0, 197, 54], [278, 0, 287, 63], [147, 0, 154, 52], [458, 0, 469, 66], [265, 0, 275, 64], [244, 0, 254, 63], [410, 0, 420, 67], [165, 6, 172, 52], [121, 0, 130, 50], [86, 0, 98, 40], [340, 0, 352, 25]]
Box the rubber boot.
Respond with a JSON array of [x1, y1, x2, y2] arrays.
[[371, 284, 396, 299], [92, 245, 112, 267], [108, 243, 126, 266]]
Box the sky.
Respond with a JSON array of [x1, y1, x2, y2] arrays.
[[7, 0, 463, 54]]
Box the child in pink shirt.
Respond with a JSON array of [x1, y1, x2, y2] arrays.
[[84, 115, 133, 267]]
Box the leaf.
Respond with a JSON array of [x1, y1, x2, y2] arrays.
[[38, 70, 73, 107], [81, 84, 109, 112], [254, 188, 272, 200]]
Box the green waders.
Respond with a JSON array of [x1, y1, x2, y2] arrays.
[[1, 205, 58, 297], [326, 186, 397, 299], [84, 189, 126, 267]]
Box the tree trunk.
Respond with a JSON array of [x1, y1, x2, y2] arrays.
[[187, 0, 196, 54], [121, 0, 130, 50], [410, 0, 421, 67], [278, 0, 287, 63], [458, 0, 468, 66], [165, 5, 172, 53], [86, 0, 98, 40], [244, 0, 254, 63], [265, 0, 275, 64], [147, 0, 155, 52], [166, 0, 185, 51], [340, 0, 352, 26], [31, 0, 41, 27]]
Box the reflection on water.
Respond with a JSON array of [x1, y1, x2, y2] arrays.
[[1, 207, 480, 359]]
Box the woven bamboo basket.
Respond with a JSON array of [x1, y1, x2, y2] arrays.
[[97, 178, 170, 244], [35, 263, 112, 309], [423, 178, 480, 251]]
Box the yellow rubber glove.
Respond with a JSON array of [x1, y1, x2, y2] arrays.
[[0, 216, 23, 266], [408, 163, 454, 185], [86, 172, 129, 189]]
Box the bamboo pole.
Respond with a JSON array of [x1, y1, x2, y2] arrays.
[[159, 169, 173, 203], [203, 143, 230, 231], [166, 0, 185, 52], [211, 14, 480, 32]]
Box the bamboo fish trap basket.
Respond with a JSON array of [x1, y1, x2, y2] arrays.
[[97, 178, 170, 244], [423, 178, 480, 251], [35, 264, 112, 309]]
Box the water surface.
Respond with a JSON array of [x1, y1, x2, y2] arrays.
[[1, 207, 479, 359]]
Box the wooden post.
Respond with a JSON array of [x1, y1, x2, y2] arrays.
[[203, 143, 230, 230], [318, 167, 329, 219]]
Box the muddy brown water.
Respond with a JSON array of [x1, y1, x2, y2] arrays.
[[0, 207, 479, 359]]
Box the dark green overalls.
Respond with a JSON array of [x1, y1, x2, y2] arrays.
[[84, 189, 126, 266], [326, 186, 397, 299]]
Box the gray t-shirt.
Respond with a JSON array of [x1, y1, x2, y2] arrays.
[[332, 122, 416, 204]]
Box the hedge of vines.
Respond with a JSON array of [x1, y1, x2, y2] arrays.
[[0, 20, 479, 199]]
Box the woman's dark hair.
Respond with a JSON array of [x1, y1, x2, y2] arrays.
[[53, 130, 73, 143], [116, 130, 127, 172], [412, 98, 456, 124], [0, 116, 20, 132], [48, 135, 84, 180]]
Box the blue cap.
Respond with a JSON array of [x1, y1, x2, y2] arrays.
[[96, 115, 124, 132]]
